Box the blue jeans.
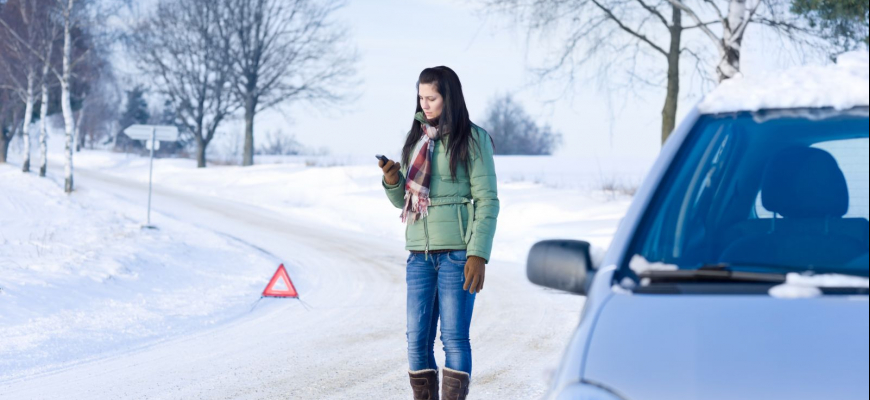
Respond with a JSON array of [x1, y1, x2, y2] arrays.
[[406, 250, 477, 376]]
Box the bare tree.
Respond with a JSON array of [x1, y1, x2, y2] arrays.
[[668, 1, 826, 82], [482, 93, 562, 155], [75, 70, 119, 150], [71, 45, 111, 151], [130, 0, 240, 168], [256, 129, 304, 156], [35, 35, 58, 177], [217, 0, 358, 166], [0, 0, 60, 173], [484, 0, 688, 143], [484, 0, 831, 144], [55, 0, 119, 190], [1, 0, 97, 192]]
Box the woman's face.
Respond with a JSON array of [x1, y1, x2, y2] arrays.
[[418, 83, 443, 120]]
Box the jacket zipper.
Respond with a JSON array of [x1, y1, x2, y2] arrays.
[[423, 217, 430, 261]]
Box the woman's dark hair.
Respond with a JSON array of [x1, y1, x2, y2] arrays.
[[401, 66, 493, 181]]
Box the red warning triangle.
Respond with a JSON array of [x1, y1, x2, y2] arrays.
[[263, 264, 298, 298]]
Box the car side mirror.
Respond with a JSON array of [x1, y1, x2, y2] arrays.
[[526, 240, 595, 295]]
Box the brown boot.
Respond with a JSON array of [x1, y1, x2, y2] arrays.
[[408, 368, 439, 400], [441, 367, 470, 400]]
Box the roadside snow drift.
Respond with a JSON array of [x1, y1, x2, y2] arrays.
[[0, 165, 278, 380]]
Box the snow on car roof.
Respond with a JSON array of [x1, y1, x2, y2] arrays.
[[698, 51, 869, 114]]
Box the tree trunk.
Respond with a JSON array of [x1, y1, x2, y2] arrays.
[[196, 137, 207, 168], [242, 95, 255, 166], [22, 74, 35, 173], [38, 77, 49, 177], [74, 104, 86, 152], [0, 132, 10, 164], [0, 109, 20, 163], [61, 0, 76, 193], [717, 0, 747, 81], [62, 78, 75, 192], [661, 5, 682, 144]]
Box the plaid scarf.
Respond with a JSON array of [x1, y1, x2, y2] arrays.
[[400, 112, 443, 224]]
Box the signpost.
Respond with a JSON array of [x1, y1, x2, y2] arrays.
[[122, 125, 179, 229]]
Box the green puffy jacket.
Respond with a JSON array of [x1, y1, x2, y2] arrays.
[[382, 116, 500, 263]]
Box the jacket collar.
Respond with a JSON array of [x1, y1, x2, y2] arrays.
[[414, 112, 448, 138]]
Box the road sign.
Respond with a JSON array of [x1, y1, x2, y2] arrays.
[[123, 125, 179, 142], [123, 125, 179, 229]]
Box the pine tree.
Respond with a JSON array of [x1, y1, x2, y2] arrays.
[[792, 0, 869, 50]]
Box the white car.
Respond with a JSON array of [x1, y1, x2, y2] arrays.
[[527, 52, 870, 400]]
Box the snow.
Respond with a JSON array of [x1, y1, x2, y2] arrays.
[[782, 273, 870, 288], [1, 136, 637, 398], [0, 165, 279, 380], [769, 273, 870, 299], [628, 255, 679, 274], [698, 50, 870, 114], [768, 284, 824, 299]]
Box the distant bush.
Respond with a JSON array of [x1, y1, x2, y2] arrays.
[[597, 174, 640, 200], [256, 130, 304, 156], [481, 94, 562, 155]]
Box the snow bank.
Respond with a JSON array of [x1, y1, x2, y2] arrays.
[[699, 50, 870, 114], [0, 165, 278, 380]]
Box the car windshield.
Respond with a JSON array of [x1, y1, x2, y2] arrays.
[[628, 108, 870, 277]]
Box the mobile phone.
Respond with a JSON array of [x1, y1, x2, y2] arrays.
[[375, 154, 389, 164]]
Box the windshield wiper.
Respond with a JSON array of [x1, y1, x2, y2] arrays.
[[697, 262, 869, 278], [639, 267, 786, 285]]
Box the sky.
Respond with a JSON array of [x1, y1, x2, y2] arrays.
[[133, 0, 834, 177], [239, 0, 668, 176]]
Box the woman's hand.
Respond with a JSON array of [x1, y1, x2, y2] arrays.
[[379, 158, 401, 185], [463, 256, 486, 294]]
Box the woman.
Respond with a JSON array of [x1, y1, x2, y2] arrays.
[[379, 66, 499, 400]]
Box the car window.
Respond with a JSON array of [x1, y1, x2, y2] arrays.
[[629, 109, 870, 277], [756, 138, 870, 220]]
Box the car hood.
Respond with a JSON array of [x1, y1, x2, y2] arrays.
[[583, 293, 870, 400]]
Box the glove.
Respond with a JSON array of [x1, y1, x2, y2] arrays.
[[463, 256, 486, 294], [379, 158, 401, 185]]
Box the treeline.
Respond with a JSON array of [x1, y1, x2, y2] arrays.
[[1, 0, 357, 194]]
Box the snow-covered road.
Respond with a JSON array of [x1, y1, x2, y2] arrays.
[[2, 162, 585, 399]]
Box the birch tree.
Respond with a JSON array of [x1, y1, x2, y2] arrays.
[[0, 2, 33, 167], [53, 0, 115, 191], [0, 0, 92, 190], [130, 0, 239, 168], [667, 0, 824, 82], [35, 37, 55, 177], [0, 0, 59, 173], [218, 0, 358, 166]]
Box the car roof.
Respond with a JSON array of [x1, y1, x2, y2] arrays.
[[698, 51, 869, 115]]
